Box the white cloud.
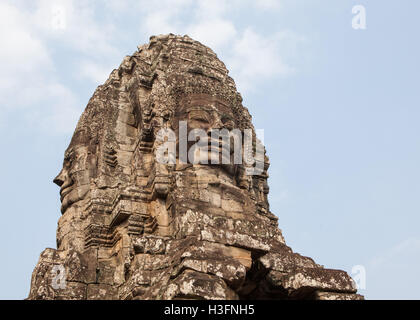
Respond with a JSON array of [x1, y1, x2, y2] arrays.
[[30, 0, 118, 57], [0, 0, 303, 133], [366, 237, 420, 299], [0, 1, 62, 122], [79, 60, 113, 85], [193, 0, 232, 19], [24, 83, 82, 134], [369, 237, 420, 270], [0, 0, 121, 134], [187, 19, 237, 51], [129, 0, 238, 55], [254, 0, 283, 10], [136, 0, 194, 36], [227, 28, 302, 92], [0, 2, 52, 100], [130, 0, 302, 93], [143, 11, 179, 36]]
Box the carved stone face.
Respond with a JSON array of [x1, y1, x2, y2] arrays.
[[53, 135, 93, 214], [172, 94, 238, 175]]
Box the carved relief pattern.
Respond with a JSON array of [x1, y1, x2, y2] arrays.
[[28, 35, 362, 300]]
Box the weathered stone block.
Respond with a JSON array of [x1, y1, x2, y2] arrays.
[[28, 34, 362, 301], [87, 283, 117, 300]]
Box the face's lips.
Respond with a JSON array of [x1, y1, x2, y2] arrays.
[[60, 187, 72, 202], [59, 178, 74, 202], [208, 138, 234, 155]]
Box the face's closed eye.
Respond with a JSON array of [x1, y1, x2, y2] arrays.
[[63, 151, 74, 170], [188, 109, 213, 130], [189, 110, 210, 123], [221, 115, 235, 130]]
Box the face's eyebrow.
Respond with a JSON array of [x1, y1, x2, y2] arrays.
[[186, 106, 213, 112]]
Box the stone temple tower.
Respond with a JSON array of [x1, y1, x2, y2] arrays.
[[28, 34, 363, 300]]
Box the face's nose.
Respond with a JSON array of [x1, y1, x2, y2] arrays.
[[53, 169, 65, 187], [212, 117, 224, 130]]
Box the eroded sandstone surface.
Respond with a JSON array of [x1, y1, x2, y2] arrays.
[[28, 34, 363, 300]]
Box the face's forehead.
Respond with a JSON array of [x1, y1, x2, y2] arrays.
[[64, 129, 91, 164], [68, 128, 89, 146], [176, 93, 235, 117]]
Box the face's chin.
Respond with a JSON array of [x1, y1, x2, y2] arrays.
[[60, 187, 89, 214], [202, 139, 237, 176], [60, 192, 75, 214]]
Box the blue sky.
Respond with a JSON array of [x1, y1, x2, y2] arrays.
[[0, 0, 419, 299]]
